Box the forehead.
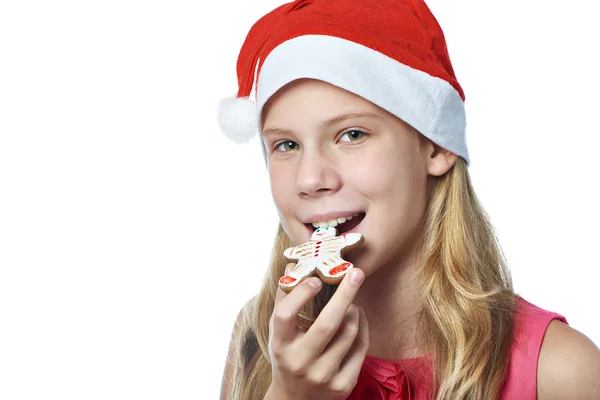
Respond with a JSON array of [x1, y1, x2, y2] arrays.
[[261, 79, 383, 129]]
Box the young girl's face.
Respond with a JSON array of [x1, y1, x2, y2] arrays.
[[261, 79, 433, 273]]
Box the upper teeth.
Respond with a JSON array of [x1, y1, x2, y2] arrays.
[[311, 213, 361, 228]]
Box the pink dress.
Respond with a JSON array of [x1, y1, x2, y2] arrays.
[[346, 297, 568, 399]]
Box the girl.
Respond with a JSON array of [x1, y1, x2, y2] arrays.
[[216, 0, 600, 398]]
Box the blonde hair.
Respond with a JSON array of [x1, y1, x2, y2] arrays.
[[227, 150, 516, 399]]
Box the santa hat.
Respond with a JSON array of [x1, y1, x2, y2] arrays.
[[217, 0, 470, 165]]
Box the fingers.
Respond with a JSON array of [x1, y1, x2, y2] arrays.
[[267, 265, 369, 398], [303, 268, 364, 356], [270, 266, 323, 345], [309, 304, 360, 377], [331, 305, 370, 392]]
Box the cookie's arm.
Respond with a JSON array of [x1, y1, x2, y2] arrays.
[[283, 246, 296, 260], [342, 233, 363, 246]]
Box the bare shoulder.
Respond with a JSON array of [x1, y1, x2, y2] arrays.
[[219, 295, 257, 400], [537, 320, 600, 399]]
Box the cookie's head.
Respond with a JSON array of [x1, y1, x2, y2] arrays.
[[310, 226, 337, 240]]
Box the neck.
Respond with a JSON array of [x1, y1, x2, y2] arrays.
[[354, 246, 425, 361]]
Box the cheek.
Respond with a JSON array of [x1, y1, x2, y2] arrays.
[[349, 154, 417, 197], [269, 164, 295, 211]]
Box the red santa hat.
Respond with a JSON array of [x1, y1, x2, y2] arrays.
[[217, 0, 470, 165]]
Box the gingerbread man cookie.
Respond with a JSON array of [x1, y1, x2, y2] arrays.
[[278, 227, 364, 293]]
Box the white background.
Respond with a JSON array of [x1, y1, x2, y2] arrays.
[[1, 0, 598, 399]]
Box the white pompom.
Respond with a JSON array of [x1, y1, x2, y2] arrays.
[[217, 95, 258, 144]]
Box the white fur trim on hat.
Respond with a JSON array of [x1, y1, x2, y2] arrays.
[[256, 35, 470, 165], [217, 95, 258, 144]]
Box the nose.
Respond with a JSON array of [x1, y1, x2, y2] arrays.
[[295, 149, 342, 198]]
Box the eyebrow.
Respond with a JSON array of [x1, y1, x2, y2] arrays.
[[261, 111, 382, 137]]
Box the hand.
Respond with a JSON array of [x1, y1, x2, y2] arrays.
[[266, 265, 369, 400]]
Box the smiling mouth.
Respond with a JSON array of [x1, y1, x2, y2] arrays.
[[305, 212, 366, 235]]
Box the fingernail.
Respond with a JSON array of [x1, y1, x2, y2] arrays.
[[350, 270, 364, 285], [308, 278, 322, 289]]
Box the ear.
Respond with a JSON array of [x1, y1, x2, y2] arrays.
[[426, 141, 457, 176]]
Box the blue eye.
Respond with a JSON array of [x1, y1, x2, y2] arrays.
[[326, 227, 329, 230]]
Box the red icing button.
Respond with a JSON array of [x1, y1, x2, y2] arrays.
[[279, 275, 297, 285], [329, 262, 351, 275]]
